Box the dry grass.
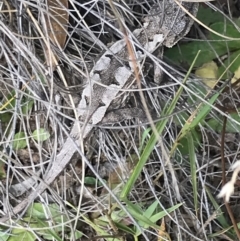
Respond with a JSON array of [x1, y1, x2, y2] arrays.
[[0, 0, 240, 240]]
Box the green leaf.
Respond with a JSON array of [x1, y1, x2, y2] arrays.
[[12, 132, 27, 150], [27, 203, 63, 222], [65, 230, 83, 240], [0, 230, 9, 241], [177, 129, 201, 156], [27, 203, 47, 219], [74, 230, 83, 239], [218, 49, 240, 79], [84, 176, 106, 187], [0, 112, 12, 123], [22, 99, 34, 115], [36, 218, 62, 241], [209, 22, 240, 49], [197, 5, 224, 26], [32, 128, 50, 142], [207, 113, 240, 133], [165, 41, 227, 67], [25, 203, 69, 240], [7, 228, 35, 241], [165, 21, 240, 69], [84, 176, 97, 185]]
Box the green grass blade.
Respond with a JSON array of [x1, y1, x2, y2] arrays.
[[187, 132, 198, 214], [115, 222, 136, 235], [137, 200, 159, 228], [143, 200, 159, 219], [182, 91, 220, 133], [204, 186, 230, 229], [82, 216, 119, 241], [150, 203, 182, 223], [170, 90, 221, 155], [120, 51, 201, 200], [125, 201, 159, 229], [34, 217, 63, 241], [205, 186, 235, 239], [177, 53, 240, 139]]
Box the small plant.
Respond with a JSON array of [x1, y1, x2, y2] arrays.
[[12, 128, 50, 150], [0, 90, 50, 151], [0, 203, 82, 241], [90, 201, 182, 240], [165, 5, 240, 79]]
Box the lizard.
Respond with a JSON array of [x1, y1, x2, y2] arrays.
[[0, 0, 198, 221]]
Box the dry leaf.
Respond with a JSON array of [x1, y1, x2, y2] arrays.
[[44, 0, 69, 67], [158, 219, 171, 241], [195, 61, 218, 89], [231, 65, 240, 84]]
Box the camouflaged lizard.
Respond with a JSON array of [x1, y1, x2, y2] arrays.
[[0, 0, 198, 221]]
